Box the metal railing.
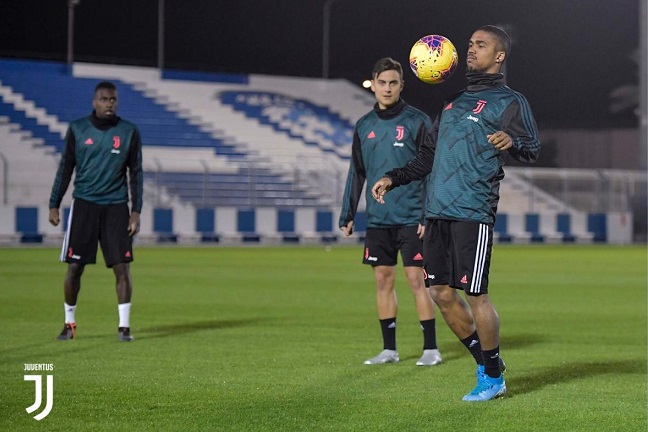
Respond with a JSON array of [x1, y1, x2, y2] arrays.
[[143, 156, 344, 209], [0, 152, 7, 205], [507, 167, 646, 213]]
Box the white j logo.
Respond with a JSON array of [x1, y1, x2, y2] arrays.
[[24, 375, 53, 421]]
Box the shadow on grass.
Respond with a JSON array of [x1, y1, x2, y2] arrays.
[[501, 332, 545, 350], [507, 359, 646, 398], [138, 318, 267, 340], [400, 346, 464, 363], [0, 319, 267, 361], [0, 333, 122, 361], [401, 332, 545, 363]]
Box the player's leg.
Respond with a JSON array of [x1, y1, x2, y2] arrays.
[[429, 283, 487, 375], [429, 284, 475, 339], [399, 225, 441, 366], [404, 266, 434, 320], [462, 292, 505, 402], [452, 221, 502, 373], [100, 203, 135, 342], [429, 283, 499, 382], [408, 270, 443, 366], [63, 262, 84, 306], [363, 228, 399, 364], [423, 219, 477, 341], [399, 226, 433, 319], [112, 263, 133, 304], [57, 263, 85, 340], [449, 221, 505, 401], [112, 263, 134, 341], [424, 219, 492, 384], [460, 223, 504, 375], [364, 265, 399, 364], [374, 265, 397, 320], [57, 199, 100, 340], [465, 294, 499, 353]]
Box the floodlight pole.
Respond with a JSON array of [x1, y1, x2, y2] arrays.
[[158, 0, 165, 70], [322, 0, 341, 79], [66, 0, 80, 66], [640, 0, 647, 169]]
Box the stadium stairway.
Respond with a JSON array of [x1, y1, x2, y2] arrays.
[[0, 118, 60, 205], [98, 69, 366, 205]]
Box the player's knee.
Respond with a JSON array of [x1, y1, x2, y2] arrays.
[[112, 263, 130, 279], [467, 294, 497, 315], [429, 285, 454, 307], [466, 292, 490, 307], [408, 280, 428, 296], [375, 282, 395, 295], [374, 267, 395, 286], [67, 263, 84, 278]]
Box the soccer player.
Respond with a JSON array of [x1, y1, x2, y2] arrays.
[[339, 57, 442, 367], [49, 81, 143, 342], [371, 26, 541, 400]]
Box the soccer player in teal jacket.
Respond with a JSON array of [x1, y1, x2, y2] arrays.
[[372, 26, 541, 401], [339, 58, 442, 367], [49, 81, 143, 342]]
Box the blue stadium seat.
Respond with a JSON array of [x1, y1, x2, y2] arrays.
[[15, 207, 43, 243], [0, 58, 325, 208]]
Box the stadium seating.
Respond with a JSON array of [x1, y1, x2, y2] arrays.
[[0, 58, 330, 208], [0, 57, 630, 244]]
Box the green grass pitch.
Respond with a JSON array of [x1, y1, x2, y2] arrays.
[[0, 244, 646, 431]]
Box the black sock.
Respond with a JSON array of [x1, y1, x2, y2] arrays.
[[379, 318, 396, 350], [460, 331, 483, 365], [420, 319, 437, 350], [482, 346, 502, 378]]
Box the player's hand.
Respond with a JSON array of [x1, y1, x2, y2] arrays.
[[128, 212, 141, 236], [417, 223, 425, 239], [371, 177, 393, 204], [49, 208, 60, 226], [487, 131, 513, 151], [340, 221, 354, 237]]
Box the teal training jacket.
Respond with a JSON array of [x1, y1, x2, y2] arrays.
[[49, 113, 143, 212]]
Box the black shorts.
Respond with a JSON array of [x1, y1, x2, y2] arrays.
[[362, 226, 424, 267], [60, 199, 134, 267], [423, 219, 492, 295]]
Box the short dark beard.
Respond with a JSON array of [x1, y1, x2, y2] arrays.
[[97, 112, 115, 120]]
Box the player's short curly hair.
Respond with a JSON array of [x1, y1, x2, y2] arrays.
[[372, 57, 403, 81], [477, 25, 511, 59], [94, 81, 117, 94]]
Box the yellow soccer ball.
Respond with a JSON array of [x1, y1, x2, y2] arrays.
[[409, 35, 458, 84]]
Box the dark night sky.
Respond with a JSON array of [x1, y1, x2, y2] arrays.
[[0, 0, 641, 129]]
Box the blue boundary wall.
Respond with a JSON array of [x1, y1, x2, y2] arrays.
[[0, 205, 634, 245]]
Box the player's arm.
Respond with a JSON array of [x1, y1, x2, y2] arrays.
[[48, 128, 77, 226], [491, 97, 541, 163], [415, 120, 431, 231], [339, 130, 365, 236], [127, 128, 143, 236], [371, 118, 438, 203], [386, 121, 436, 186]]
